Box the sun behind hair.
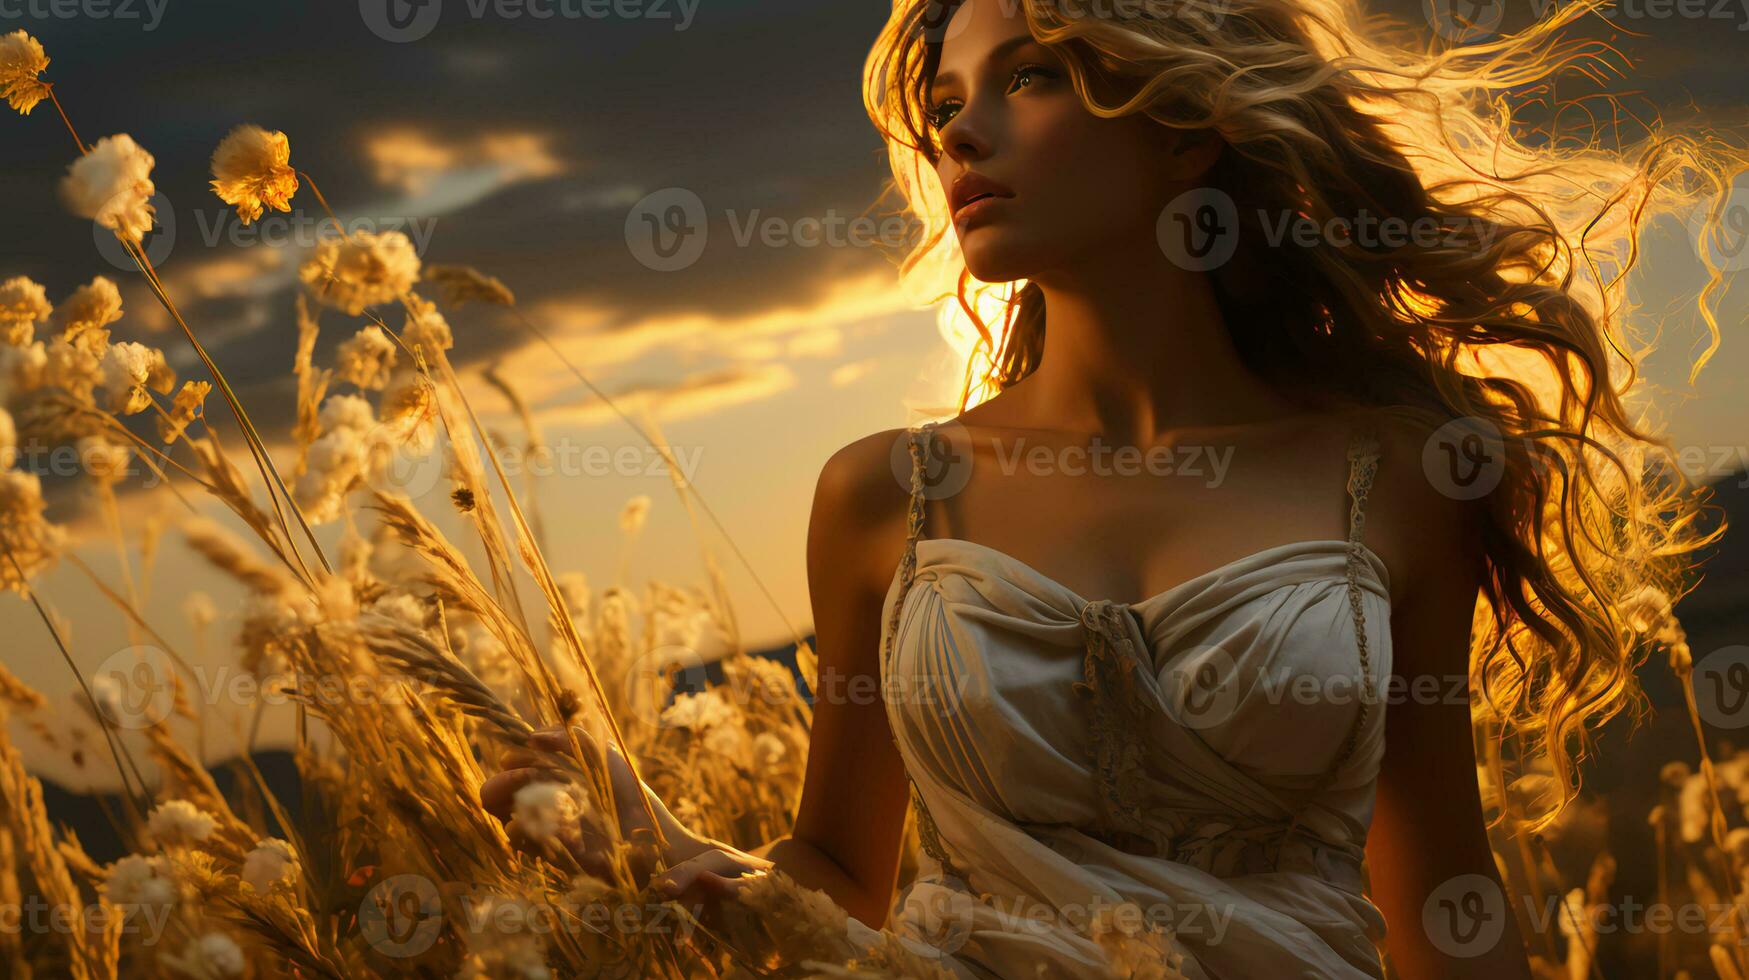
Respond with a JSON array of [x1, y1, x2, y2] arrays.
[[863, 0, 1747, 832]]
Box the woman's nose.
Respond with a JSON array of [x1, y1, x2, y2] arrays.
[[938, 102, 993, 164]]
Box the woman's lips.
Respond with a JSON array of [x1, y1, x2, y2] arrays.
[[954, 194, 1009, 226]]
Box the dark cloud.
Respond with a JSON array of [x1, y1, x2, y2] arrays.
[[2, 0, 1740, 441]]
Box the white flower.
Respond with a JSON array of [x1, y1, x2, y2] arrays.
[[104, 854, 177, 907], [367, 592, 427, 629], [182, 932, 245, 979], [703, 722, 751, 759], [99, 341, 164, 414], [650, 606, 711, 652], [0, 339, 47, 395], [335, 324, 397, 390], [242, 838, 299, 892], [293, 393, 384, 523], [90, 671, 127, 728], [294, 424, 371, 525], [43, 337, 100, 403], [147, 800, 216, 847], [237, 591, 316, 679], [511, 781, 593, 842], [659, 689, 734, 730], [61, 134, 157, 245], [752, 732, 788, 769], [318, 393, 376, 434]]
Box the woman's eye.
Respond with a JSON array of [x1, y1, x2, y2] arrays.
[[1007, 64, 1054, 93], [926, 100, 961, 131], [927, 65, 1055, 132]]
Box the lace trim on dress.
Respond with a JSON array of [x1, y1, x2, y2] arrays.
[[887, 422, 1382, 885], [886, 422, 970, 880], [1071, 427, 1384, 880]]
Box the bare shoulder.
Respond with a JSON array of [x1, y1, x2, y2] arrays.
[[1357, 413, 1488, 614], [809, 427, 920, 597]]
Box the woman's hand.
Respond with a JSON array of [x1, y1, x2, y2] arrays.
[[479, 725, 774, 906]]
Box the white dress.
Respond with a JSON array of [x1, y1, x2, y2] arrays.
[[843, 422, 1393, 979]]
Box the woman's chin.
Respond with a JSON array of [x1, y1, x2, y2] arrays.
[[959, 241, 1036, 285]]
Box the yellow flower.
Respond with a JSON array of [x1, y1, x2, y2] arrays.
[[209, 124, 298, 225], [0, 31, 50, 116], [298, 229, 420, 315], [55, 276, 123, 351], [60, 134, 157, 245], [0, 276, 52, 347], [0, 470, 62, 594], [158, 380, 211, 444]]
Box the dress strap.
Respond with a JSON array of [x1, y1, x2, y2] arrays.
[[1345, 429, 1380, 548], [1275, 429, 1382, 869], [883, 422, 968, 880], [904, 422, 936, 548], [1331, 429, 1382, 775], [883, 422, 937, 674]]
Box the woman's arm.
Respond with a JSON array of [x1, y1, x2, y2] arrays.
[[1364, 428, 1533, 979], [749, 429, 918, 927], [484, 431, 917, 921]]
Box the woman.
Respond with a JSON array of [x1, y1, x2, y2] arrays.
[[485, 0, 1735, 975]]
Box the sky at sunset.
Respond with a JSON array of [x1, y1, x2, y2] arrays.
[[2, 0, 1746, 785]]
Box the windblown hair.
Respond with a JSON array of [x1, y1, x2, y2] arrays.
[[863, 0, 1745, 830]]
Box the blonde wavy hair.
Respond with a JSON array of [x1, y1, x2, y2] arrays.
[[863, 0, 1745, 830]]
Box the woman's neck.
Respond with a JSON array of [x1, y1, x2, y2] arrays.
[[1021, 245, 1298, 444]]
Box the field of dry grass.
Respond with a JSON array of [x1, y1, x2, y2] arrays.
[[2, 26, 1747, 980]]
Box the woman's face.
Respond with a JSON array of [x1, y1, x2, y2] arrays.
[[928, 1, 1217, 285]]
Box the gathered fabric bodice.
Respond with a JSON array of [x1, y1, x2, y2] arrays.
[[840, 422, 1395, 980]]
